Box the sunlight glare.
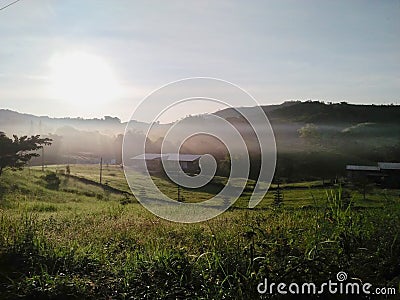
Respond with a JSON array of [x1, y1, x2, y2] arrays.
[[49, 52, 121, 107]]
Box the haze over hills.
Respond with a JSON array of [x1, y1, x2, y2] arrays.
[[0, 109, 126, 136], [215, 100, 400, 124], [2, 100, 400, 135], [1, 101, 399, 181]]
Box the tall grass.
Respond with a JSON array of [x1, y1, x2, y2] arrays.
[[0, 169, 399, 299]]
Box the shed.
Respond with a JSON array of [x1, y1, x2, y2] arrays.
[[131, 153, 201, 174], [378, 162, 400, 170], [378, 162, 400, 188], [346, 165, 382, 183], [164, 154, 202, 174], [346, 162, 400, 188], [130, 154, 166, 172]]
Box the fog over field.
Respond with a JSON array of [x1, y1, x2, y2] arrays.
[[1, 101, 399, 181]]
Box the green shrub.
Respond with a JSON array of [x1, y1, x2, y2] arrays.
[[43, 172, 61, 190]]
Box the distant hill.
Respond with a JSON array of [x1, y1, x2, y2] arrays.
[[214, 101, 298, 120], [1, 101, 399, 180], [0, 109, 126, 136], [215, 101, 400, 125], [267, 101, 400, 124], [2, 101, 399, 136]]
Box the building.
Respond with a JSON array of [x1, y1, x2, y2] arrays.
[[163, 154, 202, 174], [378, 162, 400, 188], [346, 162, 400, 188], [130, 153, 166, 172], [131, 153, 201, 174], [346, 165, 381, 181]]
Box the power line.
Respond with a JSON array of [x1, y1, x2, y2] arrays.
[[0, 0, 22, 12]]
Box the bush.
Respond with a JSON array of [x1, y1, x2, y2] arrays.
[[43, 172, 61, 190]]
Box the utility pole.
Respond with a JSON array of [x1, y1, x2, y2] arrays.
[[100, 157, 103, 185], [177, 171, 182, 202], [41, 147, 44, 172], [273, 180, 284, 208]]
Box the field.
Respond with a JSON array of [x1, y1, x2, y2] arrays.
[[42, 164, 397, 209], [0, 165, 399, 299]]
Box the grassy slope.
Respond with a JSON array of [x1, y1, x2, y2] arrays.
[[0, 167, 399, 299], [44, 164, 398, 209]]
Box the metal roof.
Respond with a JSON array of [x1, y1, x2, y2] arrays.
[[131, 154, 166, 160], [346, 165, 380, 171], [164, 154, 202, 162], [378, 162, 400, 170], [131, 153, 202, 162]]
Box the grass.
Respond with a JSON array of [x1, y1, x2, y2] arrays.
[[42, 164, 399, 209], [0, 167, 399, 299]]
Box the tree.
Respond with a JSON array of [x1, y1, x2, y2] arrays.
[[218, 154, 231, 177], [44, 172, 61, 190], [353, 176, 374, 201], [66, 164, 71, 176], [298, 123, 322, 152], [0, 132, 52, 176], [298, 123, 320, 140]]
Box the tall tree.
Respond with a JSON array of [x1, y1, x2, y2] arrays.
[[298, 123, 320, 141], [0, 132, 52, 176]]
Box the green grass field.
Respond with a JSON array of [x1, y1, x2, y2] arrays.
[[43, 164, 398, 209], [0, 165, 399, 299]]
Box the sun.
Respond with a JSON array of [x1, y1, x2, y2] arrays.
[[48, 52, 121, 107]]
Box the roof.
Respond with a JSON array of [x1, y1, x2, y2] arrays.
[[131, 154, 166, 160], [346, 165, 380, 171], [378, 162, 400, 170], [131, 153, 201, 162], [165, 154, 202, 162]]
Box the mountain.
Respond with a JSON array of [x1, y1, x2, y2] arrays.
[[214, 101, 298, 120], [1, 101, 399, 181], [2, 101, 399, 136], [0, 109, 126, 136], [215, 101, 400, 125], [267, 101, 400, 124]]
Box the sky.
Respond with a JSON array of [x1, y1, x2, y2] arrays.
[[0, 0, 399, 122]]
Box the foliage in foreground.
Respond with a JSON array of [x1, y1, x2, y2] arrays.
[[0, 170, 399, 299], [0, 132, 52, 176]]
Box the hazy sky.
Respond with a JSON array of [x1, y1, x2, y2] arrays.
[[0, 0, 399, 121]]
